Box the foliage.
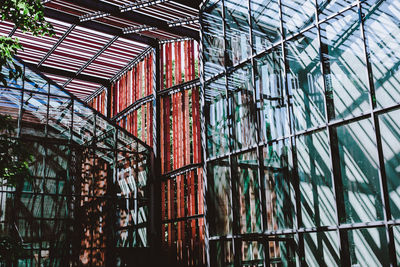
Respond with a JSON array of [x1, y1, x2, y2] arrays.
[[0, 114, 33, 187], [0, 235, 26, 263], [0, 114, 33, 263], [0, 0, 54, 86]]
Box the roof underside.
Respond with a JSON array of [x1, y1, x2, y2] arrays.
[[0, 0, 200, 99]]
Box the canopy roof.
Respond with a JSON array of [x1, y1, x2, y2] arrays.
[[0, 0, 200, 99]]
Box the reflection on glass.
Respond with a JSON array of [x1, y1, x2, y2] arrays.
[[269, 234, 297, 265], [320, 8, 370, 120], [337, 119, 383, 223], [234, 150, 262, 234], [21, 92, 48, 138], [250, 0, 281, 53], [255, 48, 288, 142], [241, 241, 264, 265], [205, 77, 229, 158], [347, 227, 389, 266], [74, 101, 95, 145], [286, 27, 326, 131], [48, 95, 73, 140], [207, 157, 232, 236], [363, 0, 400, 108], [378, 109, 400, 219], [263, 139, 294, 230], [24, 63, 47, 93], [0, 59, 152, 265], [228, 64, 256, 150], [210, 240, 234, 267], [281, 0, 316, 35], [225, 0, 251, 65], [297, 130, 336, 228], [394, 226, 400, 264], [203, 1, 225, 79], [304, 231, 339, 266], [317, 0, 355, 19], [0, 88, 21, 121]]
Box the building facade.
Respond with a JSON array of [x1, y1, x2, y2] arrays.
[[201, 0, 400, 266], [0, 59, 151, 266]]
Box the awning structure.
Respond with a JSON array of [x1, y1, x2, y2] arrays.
[[0, 0, 200, 99]]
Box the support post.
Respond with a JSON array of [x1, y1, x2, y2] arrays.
[[149, 44, 162, 267]]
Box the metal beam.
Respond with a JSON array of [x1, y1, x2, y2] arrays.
[[79, 11, 110, 22], [84, 85, 106, 102], [84, 46, 152, 101], [63, 35, 119, 88], [44, 7, 158, 46], [172, 0, 201, 9], [121, 16, 199, 35], [38, 24, 76, 67], [110, 46, 153, 83], [62, 0, 199, 40], [168, 16, 199, 27], [8, 26, 17, 37], [26, 63, 110, 85], [120, 0, 170, 12]]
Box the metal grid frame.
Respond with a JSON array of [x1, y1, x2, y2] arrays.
[[0, 0, 201, 100], [0, 58, 152, 266], [201, 0, 400, 266]]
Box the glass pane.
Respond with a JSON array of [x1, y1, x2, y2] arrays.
[[49, 83, 71, 98], [255, 47, 288, 142], [378, 108, 400, 219], [228, 64, 257, 150], [297, 130, 336, 228], [394, 226, 400, 265], [317, 0, 356, 19], [73, 101, 95, 145], [336, 119, 383, 223], [225, 0, 251, 66], [263, 139, 295, 231], [241, 241, 264, 266], [203, 1, 225, 79], [269, 234, 298, 265], [304, 231, 339, 266], [21, 92, 48, 138], [0, 88, 21, 122], [347, 227, 389, 266], [320, 8, 371, 120], [205, 76, 229, 158], [281, 0, 316, 36], [286, 27, 326, 131], [210, 240, 234, 267], [207, 157, 232, 236], [1, 60, 23, 88], [48, 95, 73, 140], [24, 65, 48, 93], [234, 150, 262, 234], [250, 0, 281, 53], [363, 0, 400, 108]]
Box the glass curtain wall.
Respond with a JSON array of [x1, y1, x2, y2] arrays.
[[201, 0, 400, 266], [0, 59, 151, 266]]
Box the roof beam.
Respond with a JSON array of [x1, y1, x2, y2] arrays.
[[62, 0, 199, 40], [8, 26, 17, 37], [44, 7, 158, 46], [120, 0, 170, 12], [38, 24, 76, 67], [109, 46, 153, 83], [63, 35, 119, 87], [171, 0, 201, 9], [25, 63, 110, 86]]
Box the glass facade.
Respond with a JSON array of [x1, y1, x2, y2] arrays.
[[0, 59, 151, 266], [201, 0, 400, 266]]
